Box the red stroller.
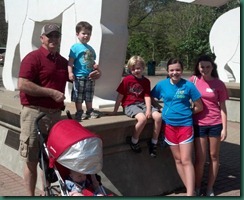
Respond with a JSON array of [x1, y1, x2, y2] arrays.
[[35, 111, 107, 196]]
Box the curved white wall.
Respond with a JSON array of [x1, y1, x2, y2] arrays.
[[3, 0, 239, 110], [3, 0, 129, 108], [210, 7, 240, 83]]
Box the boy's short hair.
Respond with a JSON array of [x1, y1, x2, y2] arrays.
[[127, 56, 146, 70], [76, 21, 92, 33]]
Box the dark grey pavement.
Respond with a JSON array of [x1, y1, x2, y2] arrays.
[[0, 68, 241, 196], [165, 120, 241, 196]]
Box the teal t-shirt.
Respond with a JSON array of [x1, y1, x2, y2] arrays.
[[69, 43, 96, 77], [151, 78, 201, 126]]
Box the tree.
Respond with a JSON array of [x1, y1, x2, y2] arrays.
[[127, 0, 240, 69], [0, 0, 7, 47], [0, 0, 240, 67]]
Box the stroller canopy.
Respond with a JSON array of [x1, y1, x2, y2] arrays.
[[47, 119, 103, 174]]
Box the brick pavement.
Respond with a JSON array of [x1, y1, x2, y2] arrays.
[[0, 164, 42, 196], [165, 121, 241, 196], [0, 121, 240, 196]]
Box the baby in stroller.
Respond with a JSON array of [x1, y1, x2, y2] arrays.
[[65, 170, 104, 196], [36, 113, 108, 196]]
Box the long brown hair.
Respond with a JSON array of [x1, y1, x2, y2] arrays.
[[194, 55, 219, 78]]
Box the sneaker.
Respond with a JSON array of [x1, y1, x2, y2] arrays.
[[81, 112, 89, 120], [159, 136, 168, 148], [195, 188, 201, 196], [126, 136, 141, 153], [87, 108, 101, 119], [206, 189, 215, 196], [147, 141, 157, 157], [75, 110, 83, 122]]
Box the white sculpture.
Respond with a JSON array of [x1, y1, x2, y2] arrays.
[[176, 0, 230, 7], [3, 0, 239, 110], [3, 0, 129, 108], [177, 0, 240, 83], [209, 7, 240, 83]]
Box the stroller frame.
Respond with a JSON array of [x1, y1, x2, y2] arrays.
[[35, 113, 69, 196], [34, 111, 107, 196]]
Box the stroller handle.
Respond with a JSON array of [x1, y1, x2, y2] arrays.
[[34, 112, 46, 132], [35, 110, 72, 132], [66, 110, 72, 119]]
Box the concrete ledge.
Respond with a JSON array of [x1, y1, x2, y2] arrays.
[[225, 82, 240, 89], [223, 82, 240, 122], [0, 84, 240, 195], [226, 98, 240, 122], [225, 82, 240, 99], [0, 105, 184, 196]]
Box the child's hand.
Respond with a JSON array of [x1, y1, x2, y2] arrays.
[[69, 191, 84, 196], [96, 194, 104, 196], [145, 110, 152, 119], [107, 111, 118, 116], [89, 69, 101, 80], [93, 63, 99, 70], [69, 72, 75, 81]]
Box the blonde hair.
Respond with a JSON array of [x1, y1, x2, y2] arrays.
[[126, 56, 146, 70]]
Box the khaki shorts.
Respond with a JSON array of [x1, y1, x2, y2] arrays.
[[19, 106, 61, 162]]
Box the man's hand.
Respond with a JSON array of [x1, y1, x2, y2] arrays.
[[49, 89, 66, 103]]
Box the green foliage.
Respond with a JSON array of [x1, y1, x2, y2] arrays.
[[127, 0, 240, 70], [0, 0, 7, 47], [0, 0, 240, 66]]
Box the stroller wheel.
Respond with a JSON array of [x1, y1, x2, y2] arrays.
[[49, 185, 61, 196]]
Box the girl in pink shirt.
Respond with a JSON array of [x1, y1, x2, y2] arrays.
[[189, 55, 229, 196]]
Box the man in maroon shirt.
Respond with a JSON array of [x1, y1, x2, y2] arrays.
[[18, 23, 69, 196]]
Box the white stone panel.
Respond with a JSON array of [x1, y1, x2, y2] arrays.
[[3, 0, 129, 108]]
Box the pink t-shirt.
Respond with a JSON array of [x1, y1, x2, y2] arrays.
[[189, 76, 229, 126]]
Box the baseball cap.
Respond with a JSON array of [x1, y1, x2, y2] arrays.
[[41, 24, 60, 35]]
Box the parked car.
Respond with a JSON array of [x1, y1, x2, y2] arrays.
[[0, 47, 6, 66]]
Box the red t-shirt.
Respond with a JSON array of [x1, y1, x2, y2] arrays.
[[116, 75, 151, 107], [19, 46, 69, 109]]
